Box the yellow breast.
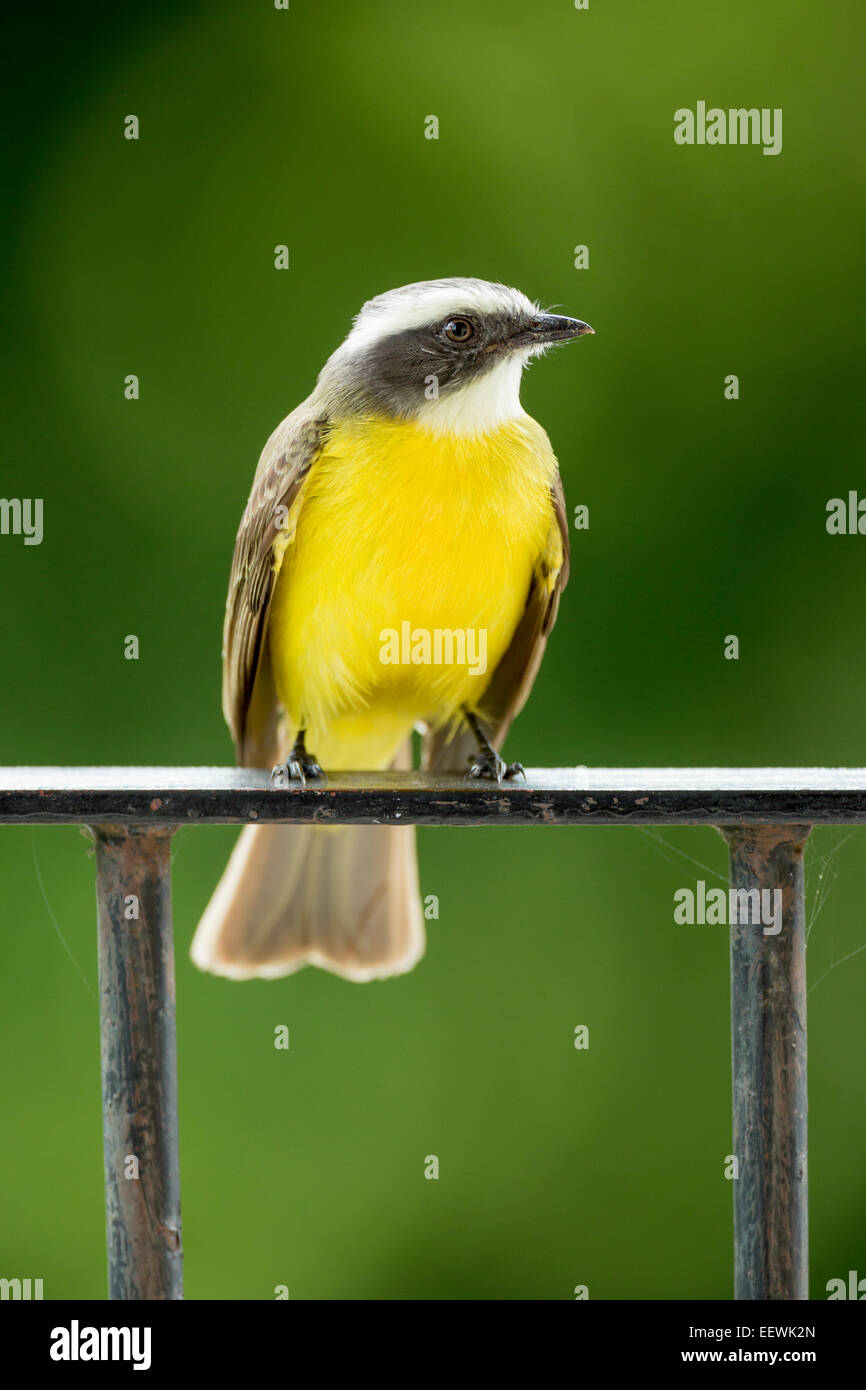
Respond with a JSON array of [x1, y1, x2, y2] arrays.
[[268, 413, 559, 766]]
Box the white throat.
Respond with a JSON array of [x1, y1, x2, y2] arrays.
[[414, 353, 528, 437]]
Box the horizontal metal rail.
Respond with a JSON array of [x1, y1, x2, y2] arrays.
[[1, 765, 866, 825], [4, 766, 861, 1301]]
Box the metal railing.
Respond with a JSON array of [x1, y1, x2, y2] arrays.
[[3, 764, 863, 1301]]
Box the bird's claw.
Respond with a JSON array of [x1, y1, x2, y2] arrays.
[[466, 754, 525, 785], [271, 757, 326, 788]]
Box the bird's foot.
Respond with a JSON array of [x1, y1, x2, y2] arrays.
[[271, 752, 326, 788], [466, 751, 526, 785], [288, 751, 325, 788]]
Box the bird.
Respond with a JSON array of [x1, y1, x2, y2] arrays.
[[191, 277, 593, 983]]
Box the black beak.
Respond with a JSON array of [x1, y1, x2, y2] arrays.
[[529, 313, 594, 344], [491, 312, 595, 355]]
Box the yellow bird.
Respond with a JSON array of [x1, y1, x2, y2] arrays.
[[191, 278, 593, 982]]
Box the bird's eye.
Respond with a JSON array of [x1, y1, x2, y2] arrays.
[[443, 317, 475, 344]]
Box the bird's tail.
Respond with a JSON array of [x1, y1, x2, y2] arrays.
[[190, 820, 424, 981]]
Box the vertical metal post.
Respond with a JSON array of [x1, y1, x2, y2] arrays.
[[95, 824, 183, 1300], [723, 824, 811, 1300]]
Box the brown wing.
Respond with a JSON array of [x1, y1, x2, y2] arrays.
[[424, 472, 570, 773], [222, 406, 327, 767]]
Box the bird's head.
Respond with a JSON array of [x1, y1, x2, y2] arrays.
[[318, 277, 593, 436]]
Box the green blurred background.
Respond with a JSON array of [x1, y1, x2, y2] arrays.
[[2, 0, 864, 1299]]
